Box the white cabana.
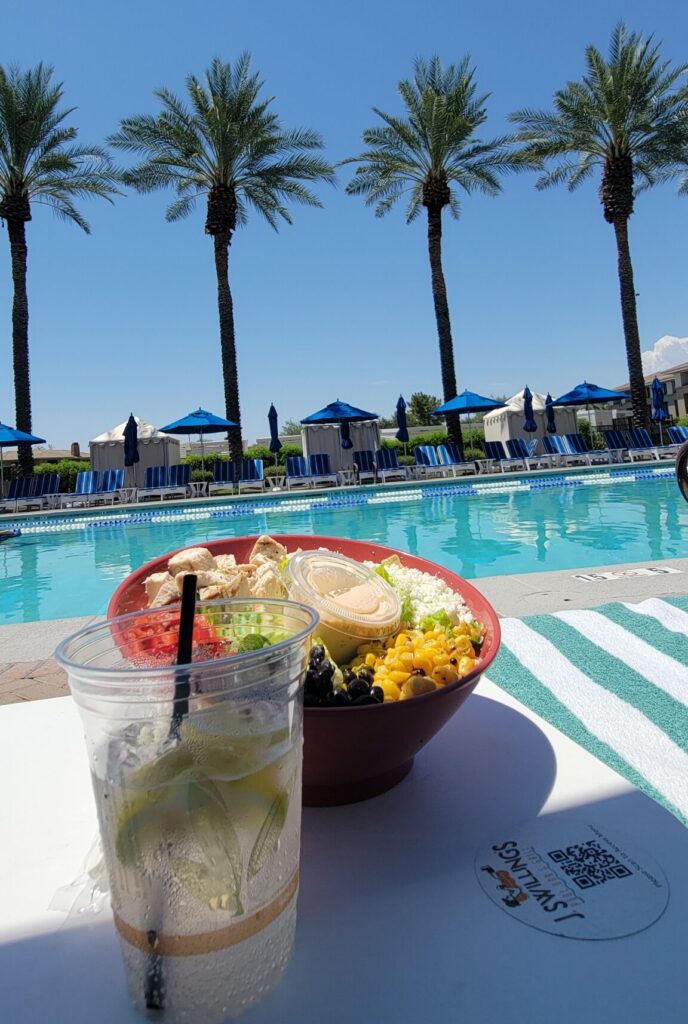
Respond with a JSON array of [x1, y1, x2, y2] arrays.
[[89, 416, 180, 488], [483, 389, 577, 445], [301, 421, 381, 473]]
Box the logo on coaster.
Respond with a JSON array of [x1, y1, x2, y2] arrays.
[[475, 821, 669, 940]]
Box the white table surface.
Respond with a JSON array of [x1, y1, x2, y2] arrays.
[[2, 680, 687, 1024]]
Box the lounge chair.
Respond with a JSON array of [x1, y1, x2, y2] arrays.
[[414, 445, 449, 478], [483, 440, 526, 472], [437, 443, 475, 477], [136, 465, 186, 502], [26, 472, 60, 509], [374, 448, 409, 483], [90, 469, 125, 505], [542, 435, 588, 467], [562, 434, 613, 465], [238, 459, 265, 493], [168, 464, 191, 497], [59, 471, 101, 508], [668, 426, 688, 445], [285, 456, 313, 489], [209, 460, 235, 494], [352, 450, 376, 484], [601, 430, 630, 462], [308, 454, 339, 487], [0, 476, 36, 514], [505, 438, 553, 471], [626, 428, 678, 461]]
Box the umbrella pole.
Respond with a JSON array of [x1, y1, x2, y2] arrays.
[[0, 447, 4, 496], [200, 433, 205, 473]]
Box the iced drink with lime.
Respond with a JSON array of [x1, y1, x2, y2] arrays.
[[57, 599, 318, 1023]]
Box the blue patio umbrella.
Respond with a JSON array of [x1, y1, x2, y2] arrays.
[[552, 381, 631, 432], [123, 414, 140, 468], [545, 394, 557, 434], [301, 400, 378, 450], [268, 404, 282, 461], [395, 395, 410, 445], [651, 378, 668, 444], [432, 390, 506, 416], [160, 407, 238, 471], [522, 386, 537, 433], [0, 422, 46, 493]]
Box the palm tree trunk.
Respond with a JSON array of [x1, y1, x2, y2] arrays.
[[426, 205, 463, 457], [7, 218, 34, 475], [612, 217, 648, 428], [212, 233, 243, 463]]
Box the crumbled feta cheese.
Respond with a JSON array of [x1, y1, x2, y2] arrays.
[[368, 561, 474, 628]]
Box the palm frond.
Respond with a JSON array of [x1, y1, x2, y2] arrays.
[[344, 54, 515, 224], [111, 53, 333, 233], [511, 22, 688, 201], [0, 62, 120, 228]]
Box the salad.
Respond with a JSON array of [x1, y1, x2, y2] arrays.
[[139, 536, 486, 704]]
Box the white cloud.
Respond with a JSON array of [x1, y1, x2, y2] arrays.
[[641, 335, 688, 375]]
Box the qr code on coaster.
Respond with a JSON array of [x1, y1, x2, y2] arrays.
[[547, 840, 633, 890]]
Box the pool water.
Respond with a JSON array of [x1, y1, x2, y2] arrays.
[[1, 470, 685, 624]]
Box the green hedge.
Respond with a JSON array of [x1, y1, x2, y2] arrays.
[[34, 459, 90, 492], [676, 416, 688, 427]]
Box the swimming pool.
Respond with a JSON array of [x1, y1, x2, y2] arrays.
[[1, 466, 685, 624]]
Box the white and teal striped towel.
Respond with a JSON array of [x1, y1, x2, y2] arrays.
[[487, 596, 688, 827]]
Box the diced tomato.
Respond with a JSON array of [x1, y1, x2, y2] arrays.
[[118, 611, 229, 666]]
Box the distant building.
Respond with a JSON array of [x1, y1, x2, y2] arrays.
[[616, 361, 688, 420]]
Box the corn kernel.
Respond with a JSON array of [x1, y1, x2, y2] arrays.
[[458, 656, 476, 676], [390, 669, 411, 684], [379, 679, 401, 700], [413, 654, 433, 676]]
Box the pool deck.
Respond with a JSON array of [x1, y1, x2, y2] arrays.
[[1, 555, 685, 706]]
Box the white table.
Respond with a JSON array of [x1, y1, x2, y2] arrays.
[[2, 682, 686, 1024]]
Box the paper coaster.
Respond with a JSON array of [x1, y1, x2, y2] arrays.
[[475, 820, 669, 940]]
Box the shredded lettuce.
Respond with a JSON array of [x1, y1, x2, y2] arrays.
[[418, 609, 452, 633], [374, 564, 392, 585]]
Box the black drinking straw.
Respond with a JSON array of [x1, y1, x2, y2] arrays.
[[146, 572, 197, 1010], [169, 572, 197, 740]]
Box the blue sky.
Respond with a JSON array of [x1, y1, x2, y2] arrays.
[[2, 0, 687, 448]]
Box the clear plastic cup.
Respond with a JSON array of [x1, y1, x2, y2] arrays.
[[56, 598, 318, 1023]]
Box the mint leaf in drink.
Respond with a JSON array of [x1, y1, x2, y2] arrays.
[[238, 634, 270, 653]]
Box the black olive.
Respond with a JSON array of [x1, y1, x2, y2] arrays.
[[304, 693, 321, 707], [352, 694, 379, 706], [310, 645, 325, 664], [331, 688, 352, 706], [450, 658, 458, 665], [358, 667, 375, 683], [370, 686, 384, 703], [347, 678, 371, 700]]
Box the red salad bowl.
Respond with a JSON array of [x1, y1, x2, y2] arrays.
[[108, 535, 501, 806]]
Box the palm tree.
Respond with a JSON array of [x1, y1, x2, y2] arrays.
[[109, 55, 334, 461], [344, 56, 519, 457], [0, 63, 119, 474], [510, 23, 688, 428]]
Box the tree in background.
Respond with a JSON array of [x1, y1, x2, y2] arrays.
[[0, 63, 119, 474], [408, 392, 442, 425], [344, 56, 521, 459], [281, 418, 303, 436], [110, 55, 334, 461], [511, 23, 688, 428]]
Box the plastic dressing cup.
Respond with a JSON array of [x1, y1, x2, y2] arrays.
[[56, 598, 318, 1024], [283, 550, 400, 662]]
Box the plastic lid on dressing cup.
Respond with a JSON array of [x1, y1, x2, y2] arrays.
[[284, 550, 401, 637]]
